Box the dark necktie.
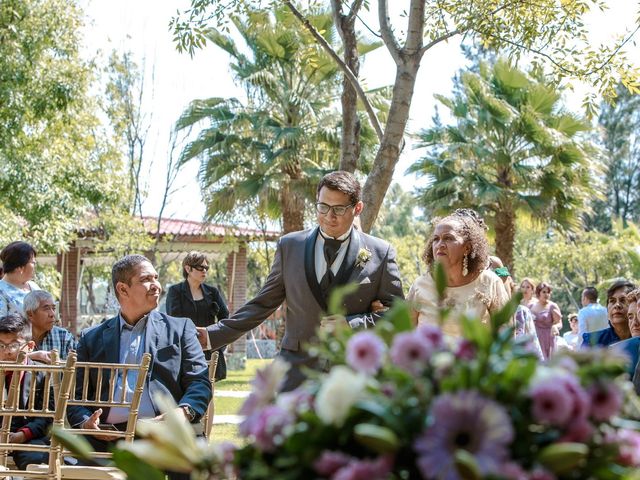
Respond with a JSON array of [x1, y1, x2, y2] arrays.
[[320, 236, 345, 297]]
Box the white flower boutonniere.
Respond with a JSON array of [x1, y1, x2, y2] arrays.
[[356, 247, 372, 267]]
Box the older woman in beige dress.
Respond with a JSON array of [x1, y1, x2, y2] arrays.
[[407, 209, 509, 336]]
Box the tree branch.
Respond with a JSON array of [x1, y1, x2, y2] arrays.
[[378, 0, 402, 65], [404, 0, 426, 54], [283, 0, 384, 142], [420, 29, 463, 56]]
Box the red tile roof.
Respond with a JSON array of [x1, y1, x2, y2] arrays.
[[141, 217, 280, 240]]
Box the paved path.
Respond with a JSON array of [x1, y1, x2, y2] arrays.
[[212, 389, 248, 424]]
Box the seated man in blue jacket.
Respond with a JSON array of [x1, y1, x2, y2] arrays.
[[67, 255, 211, 480]]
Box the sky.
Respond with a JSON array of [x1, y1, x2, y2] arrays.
[[78, 0, 639, 223]]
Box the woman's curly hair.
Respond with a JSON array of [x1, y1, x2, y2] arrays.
[[422, 209, 490, 276]]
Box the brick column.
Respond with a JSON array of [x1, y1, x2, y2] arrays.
[[225, 245, 247, 366], [58, 246, 81, 334]]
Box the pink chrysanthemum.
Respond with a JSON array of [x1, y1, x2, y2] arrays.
[[390, 332, 432, 374], [499, 462, 528, 480], [332, 455, 393, 480], [560, 417, 593, 443], [562, 376, 590, 420], [612, 429, 640, 466], [414, 391, 513, 480], [240, 405, 293, 452], [313, 450, 352, 476], [415, 324, 444, 349], [529, 378, 573, 426], [454, 338, 476, 361], [588, 382, 623, 421], [346, 332, 386, 375]]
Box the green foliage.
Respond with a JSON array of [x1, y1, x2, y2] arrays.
[[411, 58, 597, 268]]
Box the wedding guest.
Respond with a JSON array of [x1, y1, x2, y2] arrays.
[[407, 209, 509, 336], [23, 290, 77, 363], [563, 313, 581, 350], [197, 171, 404, 392], [577, 286, 608, 336], [166, 251, 229, 380], [519, 278, 537, 308], [496, 267, 543, 360], [582, 279, 636, 348], [610, 288, 640, 378], [0, 242, 39, 316], [530, 282, 562, 360]]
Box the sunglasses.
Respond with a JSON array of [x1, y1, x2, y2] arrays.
[[191, 265, 209, 272]]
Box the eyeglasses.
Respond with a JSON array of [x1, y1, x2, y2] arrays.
[[315, 202, 355, 216], [191, 265, 209, 272], [0, 341, 28, 353]]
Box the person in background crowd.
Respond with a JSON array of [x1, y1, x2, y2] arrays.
[[407, 209, 509, 336], [563, 313, 581, 350], [577, 286, 608, 337], [582, 280, 636, 348], [165, 251, 229, 381], [0, 242, 39, 316], [610, 288, 640, 378], [495, 266, 544, 360], [530, 282, 562, 359], [550, 324, 570, 355], [0, 313, 54, 469], [23, 290, 77, 363], [519, 278, 537, 309]]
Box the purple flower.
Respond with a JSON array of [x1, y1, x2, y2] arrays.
[[499, 462, 528, 480], [560, 417, 593, 443], [277, 389, 313, 414], [588, 382, 622, 421], [239, 358, 289, 417], [313, 450, 352, 476], [332, 456, 393, 480], [529, 378, 573, 427], [415, 324, 444, 349], [239, 405, 293, 452], [562, 377, 590, 420], [611, 429, 640, 466], [346, 332, 386, 375], [454, 338, 476, 361], [414, 391, 514, 480], [390, 332, 432, 374]]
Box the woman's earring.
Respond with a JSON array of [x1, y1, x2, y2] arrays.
[[462, 254, 469, 277]]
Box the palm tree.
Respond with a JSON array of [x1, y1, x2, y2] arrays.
[[176, 8, 347, 233], [410, 60, 597, 270]]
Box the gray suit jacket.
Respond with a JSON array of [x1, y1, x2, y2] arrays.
[[207, 226, 404, 390]]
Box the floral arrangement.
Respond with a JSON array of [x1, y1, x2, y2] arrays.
[[56, 276, 640, 480], [356, 247, 372, 267]]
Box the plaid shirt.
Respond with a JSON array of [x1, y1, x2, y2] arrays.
[[37, 325, 78, 359]]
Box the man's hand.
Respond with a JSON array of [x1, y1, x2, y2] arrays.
[[81, 408, 119, 441], [196, 327, 208, 349], [151, 407, 191, 422], [370, 300, 387, 313], [8, 431, 26, 444], [28, 350, 52, 364]]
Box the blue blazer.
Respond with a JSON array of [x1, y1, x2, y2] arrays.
[[67, 310, 211, 427]]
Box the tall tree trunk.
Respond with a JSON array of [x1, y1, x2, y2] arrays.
[[280, 182, 306, 234], [494, 203, 516, 273], [333, 0, 361, 172], [360, 58, 421, 232]]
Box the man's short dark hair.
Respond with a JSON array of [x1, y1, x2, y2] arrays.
[[582, 287, 598, 303], [112, 255, 150, 298], [316, 171, 361, 205], [0, 241, 37, 274], [0, 313, 32, 342], [606, 279, 636, 303]]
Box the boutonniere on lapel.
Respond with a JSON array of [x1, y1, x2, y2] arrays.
[[356, 247, 372, 267]]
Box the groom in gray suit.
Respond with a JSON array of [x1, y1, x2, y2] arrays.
[[198, 171, 404, 391]]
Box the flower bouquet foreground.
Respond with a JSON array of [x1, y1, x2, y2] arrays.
[[56, 277, 640, 480]]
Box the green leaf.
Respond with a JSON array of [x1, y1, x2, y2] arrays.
[[354, 423, 399, 453], [454, 449, 481, 480], [538, 442, 589, 474], [111, 450, 166, 480], [50, 427, 98, 463]]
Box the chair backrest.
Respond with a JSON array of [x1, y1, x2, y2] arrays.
[[63, 353, 151, 459], [0, 351, 77, 479], [201, 351, 219, 439]]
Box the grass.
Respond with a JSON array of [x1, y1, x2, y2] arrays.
[[209, 358, 272, 444]]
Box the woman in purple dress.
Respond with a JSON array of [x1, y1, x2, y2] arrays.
[[530, 282, 562, 359]]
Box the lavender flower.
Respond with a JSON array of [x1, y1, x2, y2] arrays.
[[332, 455, 393, 480], [415, 324, 444, 349], [313, 450, 352, 476], [390, 332, 432, 374], [414, 391, 514, 480], [588, 382, 623, 421], [240, 405, 294, 452], [454, 338, 476, 361], [239, 358, 289, 417], [529, 377, 573, 427], [346, 332, 386, 375]]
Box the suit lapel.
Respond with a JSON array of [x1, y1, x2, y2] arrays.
[[333, 229, 360, 286], [102, 317, 120, 364], [304, 227, 327, 311]]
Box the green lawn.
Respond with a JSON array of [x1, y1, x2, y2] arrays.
[[209, 358, 272, 444]]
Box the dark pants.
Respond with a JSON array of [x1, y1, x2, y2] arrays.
[[84, 424, 190, 480], [13, 438, 78, 470]]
